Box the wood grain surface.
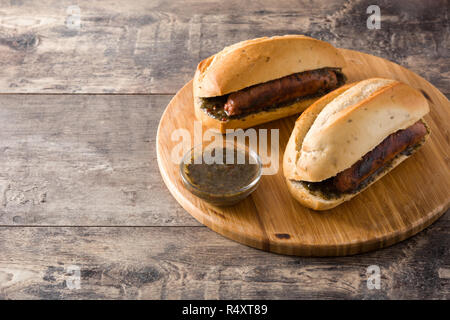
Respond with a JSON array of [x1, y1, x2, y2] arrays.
[[157, 49, 450, 256], [0, 0, 448, 94], [0, 225, 448, 299], [0, 0, 448, 299], [0, 94, 198, 226]]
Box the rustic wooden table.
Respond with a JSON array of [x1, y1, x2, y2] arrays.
[[0, 0, 448, 299]]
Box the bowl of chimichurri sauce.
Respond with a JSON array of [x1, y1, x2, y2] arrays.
[[180, 142, 262, 206]]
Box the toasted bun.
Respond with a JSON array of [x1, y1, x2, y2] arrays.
[[285, 141, 427, 210], [283, 84, 355, 180], [292, 78, 429, 182], [193, 35, 346, 132], [194, 35, 345, 98], [283, 78, 430, 210]]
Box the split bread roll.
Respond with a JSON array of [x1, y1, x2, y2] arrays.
[[283, 78, 430, 210], [193, 35, 346, 133]]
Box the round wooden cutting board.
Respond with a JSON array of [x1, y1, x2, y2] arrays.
[[156, 49, 450, 256]]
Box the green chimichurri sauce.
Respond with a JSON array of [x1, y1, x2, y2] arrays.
[[183, 148, 260, 195]]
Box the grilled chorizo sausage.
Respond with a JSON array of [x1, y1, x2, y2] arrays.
[[223, 68, 339, 116], [333, 121, 427, 193]]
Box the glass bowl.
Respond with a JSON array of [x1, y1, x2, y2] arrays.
[[179, 140, 262, 206]]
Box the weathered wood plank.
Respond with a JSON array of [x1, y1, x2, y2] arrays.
[[0, 0, 448, 95], [0, 219, 448, 299], [0, 94, 199, 226]]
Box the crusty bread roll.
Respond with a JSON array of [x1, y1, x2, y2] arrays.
[[283, 78, 430, 210], [193, 35, 346, 133]]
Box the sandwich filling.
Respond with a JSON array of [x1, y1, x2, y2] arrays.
[[199, 68, 346, 121], [298, 120, 428, 199]]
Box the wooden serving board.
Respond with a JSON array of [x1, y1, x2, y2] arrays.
[[156, 49, 450, 256]]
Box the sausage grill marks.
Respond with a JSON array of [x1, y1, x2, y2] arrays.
[[223, 69, 339, 116], [333, 121, 427, 193]]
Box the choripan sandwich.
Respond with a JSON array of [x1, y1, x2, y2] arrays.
[[283, 78, 430, 210], [193, 35, 347, 133]]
